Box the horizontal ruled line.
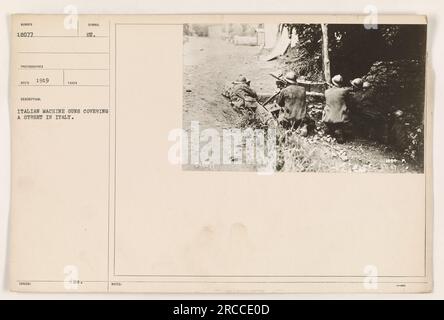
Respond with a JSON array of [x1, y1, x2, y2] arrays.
[[18, 84, 109, 87], [19, 68, 109, 71], [113, 274, 427, 278], [17, 280, 429, 285], [28, 35, 109, 38], [18, 52, 109, 54]]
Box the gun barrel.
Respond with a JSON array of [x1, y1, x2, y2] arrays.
[[269, 73, 284, 81], [261, 91, 281, 107]]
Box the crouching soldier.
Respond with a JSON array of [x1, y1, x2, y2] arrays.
[[230, 75, 258, 112], [274, 71, 311, 136], [229, 75, 276, 127], [322, 74, 352, 143]]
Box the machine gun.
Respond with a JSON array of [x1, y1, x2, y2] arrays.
[[269, 73, 288, 89], [269, 73, 327, 98]]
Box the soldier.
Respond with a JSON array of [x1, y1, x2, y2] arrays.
[[274, 71, 308, 135], [228, 75, 276, 127], [322, 74, 352, 143], [230, 75, 258, 111], [348, 78, 366, 108]]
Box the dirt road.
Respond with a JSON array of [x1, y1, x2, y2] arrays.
[[184, 36, 278, 131], [183, 36, 421, 173]]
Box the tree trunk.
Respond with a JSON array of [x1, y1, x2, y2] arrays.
[[321, 23, 331, 84]]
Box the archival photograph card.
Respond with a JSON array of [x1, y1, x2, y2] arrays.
[[8, 14, 432, 293]]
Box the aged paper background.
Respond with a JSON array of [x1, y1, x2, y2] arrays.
[[7, 14, 432, 293]]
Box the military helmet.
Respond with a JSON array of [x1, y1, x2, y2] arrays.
[[235, 75, 250, 84], [331, 74, 344, 87], [350, 78, 364, 89], [284, 71, 297, 84]]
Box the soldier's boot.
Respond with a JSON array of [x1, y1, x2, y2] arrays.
[[335, 129, 346, 144]]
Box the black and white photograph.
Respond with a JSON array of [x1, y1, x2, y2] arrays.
[[183, 23, 427, 173]]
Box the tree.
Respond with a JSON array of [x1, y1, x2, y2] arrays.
[[321, 24, 331, 83]]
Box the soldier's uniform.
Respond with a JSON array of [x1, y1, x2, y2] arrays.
[[323, 86, 352, 120], [322, 75, 352, 142], [232, 82, 257, 100], [228, 76, 276, 126], [275, 72, 307, 131], [230, 78, 258, 110]]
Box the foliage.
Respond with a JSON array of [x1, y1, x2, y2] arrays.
[[183, 24, 192, 36], [280, 23, 426, 168], [364, 60, 425, 166], [282, 24, 427, 82], [190, 24, 209, 37], [281, 44, 324, 81]]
